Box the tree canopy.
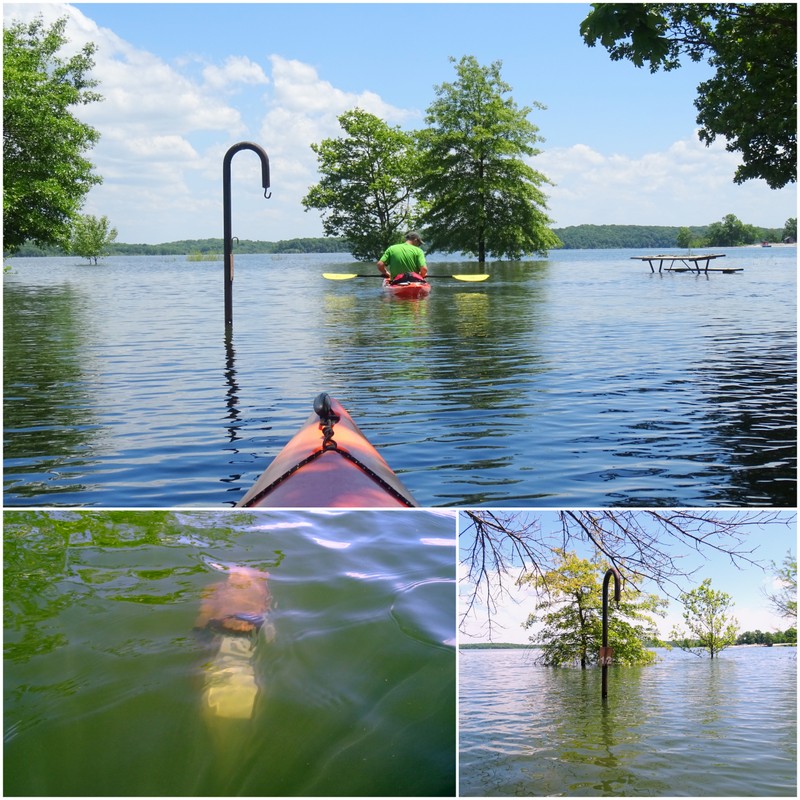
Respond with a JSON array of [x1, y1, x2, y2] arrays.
[[70, 214, 117, 264], [580, 3, 797, 189], [703, 213, 761, 247], [302, 108, 418, 261], [3, 15, 103, 254], [670, 577, 739, 658], [416, 56, 561, 263], [520, 550, 665, 667]]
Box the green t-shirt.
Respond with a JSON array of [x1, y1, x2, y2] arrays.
[[380, 242, 426, 277]]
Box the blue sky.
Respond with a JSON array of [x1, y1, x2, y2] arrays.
[[459, 511, 797, 644], [5, 2, 797, 244]]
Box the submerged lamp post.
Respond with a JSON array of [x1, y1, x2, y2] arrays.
[[223, 142, 271, 326], [600, 566, 622, 701]]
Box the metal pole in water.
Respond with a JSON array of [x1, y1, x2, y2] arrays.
[[601, 566, 622, 701], [223, 142, 271, 327]]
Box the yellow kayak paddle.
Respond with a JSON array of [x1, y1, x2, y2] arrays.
[[322, 273, 490, 282]]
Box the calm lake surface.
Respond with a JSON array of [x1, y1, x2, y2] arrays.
[[4, 509, 456, 796], [4, 247, 796, 507], [459, 647, 797, 796]]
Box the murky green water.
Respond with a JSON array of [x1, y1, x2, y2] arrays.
[[4, 509, 456, 796], [459, 647, 797, 796]]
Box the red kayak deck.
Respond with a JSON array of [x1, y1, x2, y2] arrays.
[[236, 394, 417, 508], [383, 279, 432, 299]]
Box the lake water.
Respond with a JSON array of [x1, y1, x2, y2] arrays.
[[3, 509, 456, 796], [4, 246, 796, 507], [459, 646, 797, 796]]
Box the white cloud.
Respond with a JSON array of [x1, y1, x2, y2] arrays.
[[538, 135, 796, 228], [202, 56, 269, 91], [6, 3, 793, 243]]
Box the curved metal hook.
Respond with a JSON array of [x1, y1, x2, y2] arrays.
[[601, 566, 622, 700], [223, 141, 271, 326]]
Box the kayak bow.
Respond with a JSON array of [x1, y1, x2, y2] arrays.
[[237, 393, 418, 508]]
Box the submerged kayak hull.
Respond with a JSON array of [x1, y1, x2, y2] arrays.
[[383, 279, 432, 299], [237, 395, 417, 508]]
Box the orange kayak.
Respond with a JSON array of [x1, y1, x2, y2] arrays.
[[383, 277, 432, 299], [236, 394, 418, 508]]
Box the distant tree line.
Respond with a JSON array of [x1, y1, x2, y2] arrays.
[[554, 219, 792, 250], [736, 627, 796, 646], [8, 236, 352, 258], [9, 221, 795, 259]]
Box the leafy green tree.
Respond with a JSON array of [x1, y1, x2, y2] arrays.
[[671, 577, 738, 658], [675, 226, 693, 249], [782, 218, 797, 242], [580, 3, 796, 189], [416, 55, 561, 263], [3, 15, 103, 254], [704, 213, 759, 247], [70, 214, 117, 264], [520, 550, 666, 668], [303, 108, 417, 261]]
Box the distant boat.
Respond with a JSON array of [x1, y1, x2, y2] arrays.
[[761, 241, 772, 247]]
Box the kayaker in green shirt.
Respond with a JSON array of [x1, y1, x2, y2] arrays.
[[377, 232, 428, 283]]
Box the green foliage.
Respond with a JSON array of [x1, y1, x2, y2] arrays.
[[580, 3, 797, 189], [520, 550, 666, 668], [736, 627, 796, 646], [783, 218, 797, 242], [671, 577, 738, 658], [3, 15, 103, 254], [553, 223, 708, 249], [303, 108, 418, 261], [704, 213, 761, 247], [70, 214, 117, 264], [416, 56, 560, 263], [7, 237, 350, 257]]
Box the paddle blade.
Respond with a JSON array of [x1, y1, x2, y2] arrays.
[[451, 274, 490, 282], [323, 273, 358, 280]]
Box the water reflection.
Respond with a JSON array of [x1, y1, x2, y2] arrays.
[[693, 332, 796, 505], [3, 284, 98, 499], [4, 250, 795, 506], [223, 328, 242, 442]]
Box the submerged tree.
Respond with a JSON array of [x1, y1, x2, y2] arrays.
[[303, 108, 418, 261], [70, 214, 117, 264], [415, 55, 561, 263], [521, 550, 665, 667], [460, 510, 793, 640], [580, 3, 797, 189], [670, 578, 738, 658], [4, 15, 103, 253]]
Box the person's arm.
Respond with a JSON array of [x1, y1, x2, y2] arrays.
[[377, 252, 392, 280]]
